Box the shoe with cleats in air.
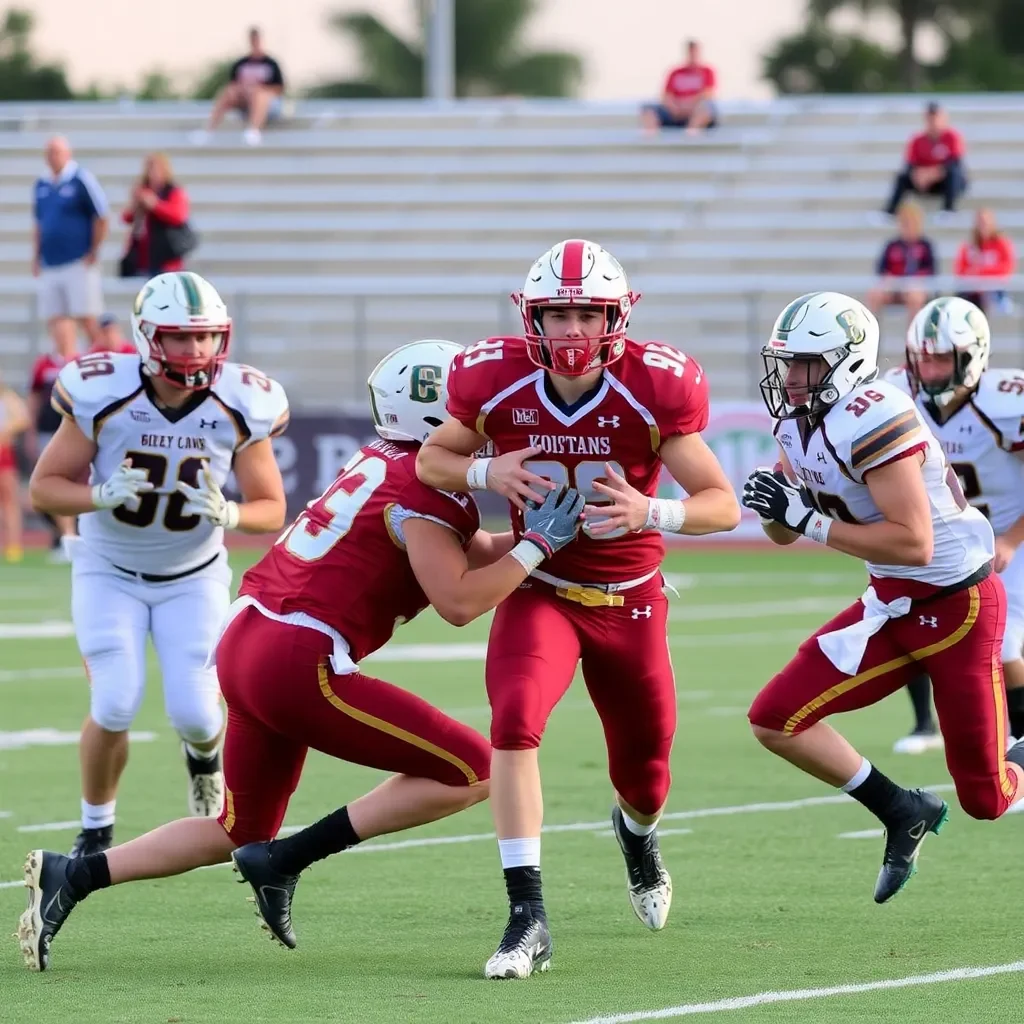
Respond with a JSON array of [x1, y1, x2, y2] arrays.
[[874, 789, 949, 904], [611, 805, 673, 930], [231, 841, 298, 949], [17, 850, 80, 972]]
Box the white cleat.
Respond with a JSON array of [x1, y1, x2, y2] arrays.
[[892, 730, 944, 755], [612, 805, 673, 931], [188, 770, 224, 817], [627, 874, 673, 931], [484, 906, 552, 979]]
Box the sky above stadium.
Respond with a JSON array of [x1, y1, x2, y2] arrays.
[[28, 0, 811, 100]]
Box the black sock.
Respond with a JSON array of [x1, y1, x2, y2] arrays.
[[906, 674, 935, 733], [184, 746, 221, 775], [1007, 688, 1024, 741], [268, 805, 360, 876], [504, 866, 545, 919], [848, 765, 912, 823], [65, 852, 111, 900]]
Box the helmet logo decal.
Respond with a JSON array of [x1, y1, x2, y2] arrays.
[[178, 273, 203, 316], [409, 365, 442, 403], [774, 296, 812, 335], [133, 283, 154, 316], [835, 308, 866, 346], [966, 307, 988, 344]]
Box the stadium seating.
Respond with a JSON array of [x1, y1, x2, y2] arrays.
[[1, 95, 1023, 406]]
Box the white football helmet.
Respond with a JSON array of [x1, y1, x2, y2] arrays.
[[367, 340, 464, 444], [131, 271, 231, 389], [512, 238, 640, 377], [905, 296, 990, 406], [760, 292, 879, 420]]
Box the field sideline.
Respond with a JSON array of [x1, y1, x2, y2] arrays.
[[0, 547, 1019, 1023]]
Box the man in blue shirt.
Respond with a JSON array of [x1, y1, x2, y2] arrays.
[[32, 136, 109, 351]]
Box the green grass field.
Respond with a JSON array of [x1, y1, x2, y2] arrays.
[[0, 546, 1020, 1023]]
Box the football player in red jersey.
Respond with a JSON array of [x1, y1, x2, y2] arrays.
[[417, 239, 741, 979], [17, 340, 586, 973]]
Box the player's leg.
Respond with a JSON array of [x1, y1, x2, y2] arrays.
[[70, 560, 149, 856], [150, 568, 230, 817], [483, 586, 581, 979], [893, 672, 943, 754], [579, 590, 675, 931], [748, 599, 946, 903], [997, 546, 1024, 740], [926, 575, 1024, 821]]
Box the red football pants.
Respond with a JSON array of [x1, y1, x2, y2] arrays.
[[486, 579, 675, 816], [215, 607, 491, 845], [749, 573, 1017, 820]]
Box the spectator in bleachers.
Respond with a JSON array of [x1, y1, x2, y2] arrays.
[[32, 136, 107, 353], [0, 369, 30, 563], [955, 208, 1016, 314], [885, 102, 967, 216], [866, 200, 935, 322], [93, 313, 137, 355], [192, 27, 285, 147], [641, 40, 717, 135], [119, 153, 195, 278]]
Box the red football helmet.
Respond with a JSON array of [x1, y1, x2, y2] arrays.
[[512, 239, 640, 377]]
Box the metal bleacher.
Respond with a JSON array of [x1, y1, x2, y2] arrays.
[[1, 95, 1023, 408]]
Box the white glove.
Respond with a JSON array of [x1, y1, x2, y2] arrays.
[[176, 465, 240, 529], [91, 459, 155, 511]]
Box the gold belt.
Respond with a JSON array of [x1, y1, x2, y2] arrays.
[[555, 585, 625, 608]]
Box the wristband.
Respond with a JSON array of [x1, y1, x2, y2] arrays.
[[508, 539, 546, 572], [466, 458, 491, 491], [90, 483, 105, 510], [643, 498, 686, 533], [805, 514, 833, 545], [223, 501, 241, 531]]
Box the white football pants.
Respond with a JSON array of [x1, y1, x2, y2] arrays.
[[70, 541, 231, 741]]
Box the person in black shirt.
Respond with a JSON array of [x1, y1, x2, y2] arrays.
[[865, 201, 936, 324], [193, 28, 285, 147]]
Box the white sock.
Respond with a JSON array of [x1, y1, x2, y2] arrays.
[[620, 810, 658, 837], [840, 757, 872, 793], [498, 837, 541, 869], [81, 799, 115, 830]]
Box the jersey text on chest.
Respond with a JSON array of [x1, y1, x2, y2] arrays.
[[528, 433, 613, 456], [139, 433, 208, 451]]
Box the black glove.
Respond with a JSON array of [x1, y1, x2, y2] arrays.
[[522, 486, 585, 558], [741, 469, 815, 535]]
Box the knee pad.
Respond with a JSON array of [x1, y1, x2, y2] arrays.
[[957, 785, 1009, 821], [166, 676, 224, 745], [611, 756, 671, 818], [87, 654, 145, 733], [489, 708, 542, 751]]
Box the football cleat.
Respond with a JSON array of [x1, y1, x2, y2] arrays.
[[184, 743, 224, 818], [892, 729, 944, 755], [231, 842, 298, 949], [68, 825, 112, 859], [874, 789, 949, 904], [611, 805, 673, 930], [17, 850, 79, 971], [484, 904, 552, 979]]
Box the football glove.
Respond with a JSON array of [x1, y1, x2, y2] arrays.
[[91, 459, 155, 511], [176, 465, 240, 529], [741, 468, 815, 535], [521, 486, 585, 558]]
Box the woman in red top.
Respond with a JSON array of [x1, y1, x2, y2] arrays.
[[120, 153, 192, 277], [955, 208, 1016, 313]]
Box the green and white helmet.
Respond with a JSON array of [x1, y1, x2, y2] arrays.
[[131, 271, 231, 389], [760, 291, 879, 420], [906, 296, 991, 405], [367, 340, 464, 444]]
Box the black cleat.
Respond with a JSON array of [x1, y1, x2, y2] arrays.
[[68, 825, 112, 859], [484, 903, 553, 979], [231, 842, 298, 949], [874, 789, 949, 904], [16, 850, 80, 971], [611, 805, 673, 930]]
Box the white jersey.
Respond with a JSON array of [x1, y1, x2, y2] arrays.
[[53, 353, 289, 574], [884, 366, 1024, 536], [775, 379, 993, 586]]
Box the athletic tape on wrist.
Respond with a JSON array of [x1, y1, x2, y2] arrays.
[[466, 458, 491, 491], [644, 498, 687, 533], [806, 514, 833, 545], [509, 539, 546, 572]]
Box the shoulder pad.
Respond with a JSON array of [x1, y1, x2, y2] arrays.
[[447, 337, 537, 433], [53, 353, 143, 439], [626, 341, 709, 437], [834, 381, 924, 479], [212, 363, 290, 450], [973, 369, 1024, 451], [881, 366, 913, 394]]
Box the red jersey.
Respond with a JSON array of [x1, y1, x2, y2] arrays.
[[663, 63, 715, 101], [905, 129, 964, 167], [90, 341, 136, 356], [239, 438, 480, 663], [29, 351, 77, 433], [446, 337, 708, 584], [954, 236, 1015, 278]]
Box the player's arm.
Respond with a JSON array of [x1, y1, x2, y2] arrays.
[[29, 417, 99, 515], [230, 438, 287, 533], [465, 530, 518, 569], [417, 419, 551, 511]]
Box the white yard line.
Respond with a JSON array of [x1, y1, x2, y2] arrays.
[[567, 961, 1024, 1023], [16, 821, 80, 833], [838, 829, 885, 839]]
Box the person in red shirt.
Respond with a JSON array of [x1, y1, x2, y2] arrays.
[[955, 208, 1016, 314], [120, 153, 193, 278], [641, 39, 718, 134], [885, 102, 967, 215], [91, 313, 137, 355], [417, 239, 740, 978], [16, 340, 587, 973]]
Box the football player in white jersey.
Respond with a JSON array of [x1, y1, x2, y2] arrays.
[[883, 296, 1024, 752], [29, 271, 288, 858], [740, 291, 1024, 904]]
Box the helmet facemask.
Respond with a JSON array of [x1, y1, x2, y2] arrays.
[[517, 296, 633, 377], [139, 323, 231, 390], [760, 346, 854, 420]]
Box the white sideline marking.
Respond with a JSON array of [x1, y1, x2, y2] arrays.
[[663, 572, 859, 590], [0, 880, 24, 889], [0, 729, 156, 750], [16, 820, 80, 833], [567, 961, 1024, 1023], [0, 666, 83, 683], [0, 621, 75, 640], [839, 829, 885, 839], [596, 828, 693, 838]]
